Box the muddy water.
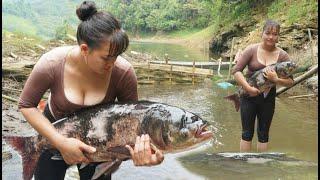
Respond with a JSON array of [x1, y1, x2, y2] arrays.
[[2, 82, 318, 180]]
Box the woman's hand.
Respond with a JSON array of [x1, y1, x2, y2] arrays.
[[263, 67, 279, 83], [245, 86, 261, 97], [56, 137, 96, 165], [125, 134, 164, 166]]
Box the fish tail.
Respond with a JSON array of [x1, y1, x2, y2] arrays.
[[224, 94, 240, 112], [3, 135, 39, 180]]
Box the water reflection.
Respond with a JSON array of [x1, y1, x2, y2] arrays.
[[128, 41, 212, 62]]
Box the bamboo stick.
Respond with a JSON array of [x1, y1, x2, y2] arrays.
[[2, 94, 19, 102], [2, 87, 22, 92], [10, 52, 18, 59], [217, 57, 222, 77], [192, 60, 195, 85], [288, 94, 316, 99]]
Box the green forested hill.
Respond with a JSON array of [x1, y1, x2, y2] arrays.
[[2, 0, 318, 43], [3, 0, 81, 39]]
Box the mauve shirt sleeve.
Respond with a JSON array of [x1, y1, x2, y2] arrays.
[[18, 54, 54, 109], [231, 45, 254, 74], [116, 66, 138, 102]]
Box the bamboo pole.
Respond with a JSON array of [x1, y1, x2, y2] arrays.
[[228, 37, 235, 80], [2, 87, 22, 92], [192, 60, 195, 85], [147, 60, 150, 81], [217, 57, 222, 77], [288, 94, 316, 99], [276, 64, 318, 96], [2, 94, 19, 102], [170, 65, 173, 83]]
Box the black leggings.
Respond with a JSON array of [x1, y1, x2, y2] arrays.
[[239, 87, 276, 143], [34, 104, 112, 180]]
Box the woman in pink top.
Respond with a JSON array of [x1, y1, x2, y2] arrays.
[[232, 20, 294, 152], [18, 1, 163, 179]]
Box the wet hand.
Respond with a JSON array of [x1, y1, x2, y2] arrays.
[[125, 134, 164, 166], [263, 67, 279, 83], [57, 137, 96, 165]]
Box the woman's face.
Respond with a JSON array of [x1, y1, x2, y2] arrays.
[[262, 26, 279, 47], [87, 43, 117, 75]]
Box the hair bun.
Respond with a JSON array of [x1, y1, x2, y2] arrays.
[[76, 1, 97, 21]]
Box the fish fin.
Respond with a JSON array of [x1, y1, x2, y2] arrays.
[[79, 163, 89, 169], [91, 160, 122, 180], [3, 135, 39, 180], [224, 94, 240, 112]]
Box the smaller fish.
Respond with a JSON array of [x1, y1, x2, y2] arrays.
[[224, 61, 297, 111]]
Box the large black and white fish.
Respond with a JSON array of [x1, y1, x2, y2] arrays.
[[3, 101, 213, 180], [224, 61, 297, 111]]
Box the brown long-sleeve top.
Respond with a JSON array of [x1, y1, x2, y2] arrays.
[[18, 46, 138, 120], [231, 43, 291, 77]]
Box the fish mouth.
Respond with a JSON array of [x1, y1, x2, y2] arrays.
[[195, 124, 213, 139]]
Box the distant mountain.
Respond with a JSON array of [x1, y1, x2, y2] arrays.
[[2, 0, 82, 39]]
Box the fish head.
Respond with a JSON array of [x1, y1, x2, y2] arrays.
[[142, 103, 213, 152], [162, 108, 213, 151], [276, 61, 297, 78]]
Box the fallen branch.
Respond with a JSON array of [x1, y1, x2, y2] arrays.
[[36, 44, 46, 50], [277, 64, 318, 96], [10, 52, 18, 59], [67, 34, 77, 41], [2, 87, 22, 92], [288, 94, 316, 99], [2, 94, 19, 102]]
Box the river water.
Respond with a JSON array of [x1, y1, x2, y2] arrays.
[[128, 41, 211, 61]]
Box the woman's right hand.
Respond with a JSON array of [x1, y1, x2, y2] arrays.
[[56, 137, 96, 165], [245, 86, 261, 97]]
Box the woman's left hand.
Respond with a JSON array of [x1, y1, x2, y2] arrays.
[[125, 134, 164, 166], [263, 67, 279, 83]]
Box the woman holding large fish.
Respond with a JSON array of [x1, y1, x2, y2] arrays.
[[231, 20, 294, 152], [17, 1, 163, 179]]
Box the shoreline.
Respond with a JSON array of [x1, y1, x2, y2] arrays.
[[129, 37, 186, 45]]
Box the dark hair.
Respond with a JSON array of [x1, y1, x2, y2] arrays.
[[76, 1, 129, 57], [263, 19, 280, 33]]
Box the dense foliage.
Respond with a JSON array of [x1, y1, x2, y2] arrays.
[[2, 0, 318, 40]]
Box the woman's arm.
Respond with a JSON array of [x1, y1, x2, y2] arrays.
[[232, 45, 260, 96], [263, 67, 294, 87], [274, 77, 294, 87], [234, 71, 261, 96]]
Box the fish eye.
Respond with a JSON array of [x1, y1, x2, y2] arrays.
[[191, 116, 198, 123]]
